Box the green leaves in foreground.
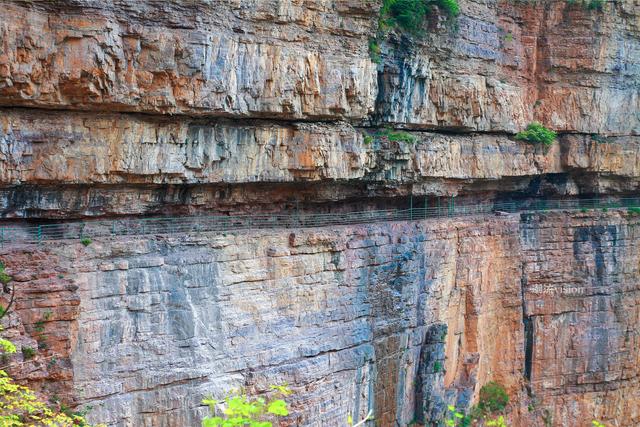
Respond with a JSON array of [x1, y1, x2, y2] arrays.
[[202, 385, 291, 427]]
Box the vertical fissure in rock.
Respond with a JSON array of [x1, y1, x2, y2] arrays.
[[521, 261, 534, 383]]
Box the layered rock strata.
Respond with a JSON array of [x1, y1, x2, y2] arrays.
[[1, 211, 638, 426], [0, 0, 638, 426]]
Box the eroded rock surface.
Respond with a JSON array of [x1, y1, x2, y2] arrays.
[[0, 0, 639, 426], [1, 211, 638, 426]]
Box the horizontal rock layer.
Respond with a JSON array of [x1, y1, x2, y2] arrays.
[[0, 1, 639, 427], [1, 210, 638, 426], [0, 0, 637, 133]]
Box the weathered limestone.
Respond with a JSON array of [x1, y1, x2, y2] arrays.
[[378, 0, 640, 134], [1, 211, 639, 426], [0, 1, 638, 426], [0, 0, 378, 120], [1, 1, 637, 134]]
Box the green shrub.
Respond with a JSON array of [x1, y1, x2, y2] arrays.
[[380, 0, 459, 34], [0, 263, 10, 285], [385, 0, 430, 34], [80, 237, 92, 247], [515, 122, 557, 147], [386, 130, 416, 144], [628, 207, 640, 216], [369, 38, 382, 63], [580, 208, 589, 213], [21, 346, 36, 360], [202, 385, 291, 427], [478, 382, 509, 413], [434, 0, 460, 16], [378, 128, 417, 144], [433, 360, 443, 373], [587, 0, 603, 10], [363, 134, 374, 145]]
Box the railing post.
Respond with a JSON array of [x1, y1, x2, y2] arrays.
[[0, 227, 3, 248], [37, 225, 42, 243], [424, 197, 428, 220], [409, 194, 413, 221]]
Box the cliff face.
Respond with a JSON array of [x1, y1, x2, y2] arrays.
[[0, 0, 639, 426], [0, 0, 637, 132], [1, 211, 639, 426]]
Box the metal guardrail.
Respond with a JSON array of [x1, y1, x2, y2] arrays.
[[1, 197, 640, 246]]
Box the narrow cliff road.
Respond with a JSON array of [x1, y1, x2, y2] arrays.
[[2, 197, 639, 246]]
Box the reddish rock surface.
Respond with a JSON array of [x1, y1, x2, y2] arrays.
[[0, 1, 638, 426], [1, 211, 638, 426]]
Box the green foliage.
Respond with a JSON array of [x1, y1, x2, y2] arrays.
[[380, 0, 460, 34], [592, 421, 606, 427], [0, 263, 11, 286], [433, 360, 443, 373], [478, 382, 509, 413], [580, 208, 589, 213], [347, 410, 374, 426], [591, 134, 611, 144], [80, 237, 92, 247], [34, 310, 52, 350], [0, 338, 16, 355], [369, 0, 461, 59], [560, 0, 604, 10], [202, 384, 292, 427], [586, 0, 604, 10], [628, 207, 640, 216], [385, 0, 430, 33], [385, 130, 416, 144], [368, 38, 382, 63], [486, 415, 507, 427], [0, 300, 102, 426], [434, 0, 460, 16], [378, 128, 417, 144], [364, 128, 417, 146], [445, 405, 470, 427], [515, 122, 557, 147], [21, 346, 36, 360], [0, 369, 102, 426]]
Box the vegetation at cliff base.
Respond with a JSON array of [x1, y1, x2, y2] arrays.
[[202, 385, 291, 427], [478, 382, 509, 413], [515, 122, 557, 148], [0, 263, 11, 286], [0, 334, 101, 426], [0, 257, 101, 427]]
